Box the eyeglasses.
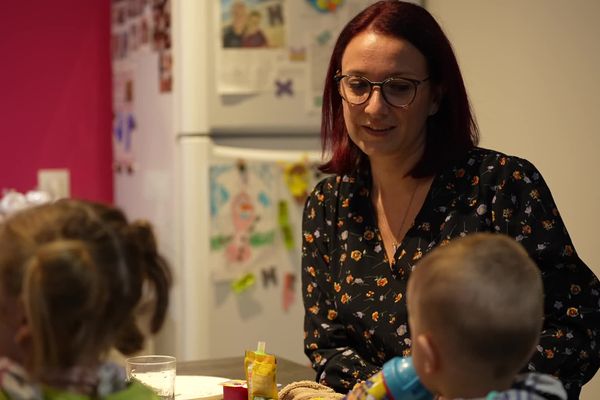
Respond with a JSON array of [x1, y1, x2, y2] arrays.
[[335, 74, 430, 108]]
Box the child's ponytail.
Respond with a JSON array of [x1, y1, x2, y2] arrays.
[[113, 219, 172, 355], [23, 239, 109, 377], [129, 220, 172, 333]]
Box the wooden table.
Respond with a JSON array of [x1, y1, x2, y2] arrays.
[[177, 356, 316, 386]]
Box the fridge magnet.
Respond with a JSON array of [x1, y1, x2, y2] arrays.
[[283, 161, 310, 204], [261, 266, 277, 288], [306, 29, 334, 113], [307, 0, 345, 13], [282, 273, 296, 312], [316, 30, 332, 46], [288, 46, 306, 62], [275, 79, 293, 97], [313, 95, 323, 109]]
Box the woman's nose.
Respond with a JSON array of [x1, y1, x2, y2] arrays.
[[363, 87, 390, 116]]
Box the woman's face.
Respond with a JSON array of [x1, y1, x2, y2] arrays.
[[340, 31, 439, 163]]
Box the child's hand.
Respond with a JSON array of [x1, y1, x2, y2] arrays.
[[351, 380, 363, 391]]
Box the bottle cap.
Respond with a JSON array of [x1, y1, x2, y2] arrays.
[[256, 341, 266, 355], [382, 357, 433, 400]]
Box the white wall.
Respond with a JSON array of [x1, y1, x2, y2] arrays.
[[425, 0, 600, 398]]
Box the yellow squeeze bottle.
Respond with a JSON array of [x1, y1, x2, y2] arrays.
[[245, 341, 265, 394], [244, 341, 277, 400]]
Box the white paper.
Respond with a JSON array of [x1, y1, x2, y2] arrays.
[[175, 375, 229, 400]]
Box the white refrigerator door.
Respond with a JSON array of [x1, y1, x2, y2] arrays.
[[178, 136, 321, 364]]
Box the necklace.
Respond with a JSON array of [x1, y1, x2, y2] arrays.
[[384, 181, 419, 255]]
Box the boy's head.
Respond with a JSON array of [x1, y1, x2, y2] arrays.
[[406, 233, 543, 397]]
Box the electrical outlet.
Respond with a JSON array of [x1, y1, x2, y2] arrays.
[[37, 169, 70, 199]]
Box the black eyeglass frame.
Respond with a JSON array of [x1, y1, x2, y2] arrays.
[[334, 74, 430, 108]]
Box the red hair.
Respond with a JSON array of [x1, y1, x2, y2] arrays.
[[320, 0, 479, 177]]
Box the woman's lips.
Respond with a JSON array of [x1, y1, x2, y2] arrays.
[[363, 125, 395, 135]]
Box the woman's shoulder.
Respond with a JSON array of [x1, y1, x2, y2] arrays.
[[454, 147, 543, 180], [444, 147, 551, 198], [309, 170, 366, 198], [464, 147, 538, 170]]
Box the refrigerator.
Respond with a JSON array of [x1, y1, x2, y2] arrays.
[[111, 0, 376, 365]]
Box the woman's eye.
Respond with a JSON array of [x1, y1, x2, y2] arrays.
[[386, 81, 412, 94], [347, 79, 369, 92]]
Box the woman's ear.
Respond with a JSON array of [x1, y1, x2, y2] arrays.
[[414, 333, 440, 375], [428, 85, 443, 116]]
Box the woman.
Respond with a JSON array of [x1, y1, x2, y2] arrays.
[[301, 1, 599, 399]]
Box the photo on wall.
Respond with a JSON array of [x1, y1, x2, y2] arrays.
[[220, 0, 285, 49]]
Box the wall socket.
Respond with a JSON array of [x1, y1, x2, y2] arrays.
[[38, 169, 70, 199]]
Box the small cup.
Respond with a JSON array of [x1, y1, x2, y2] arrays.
[[126, 355, 176, 400]]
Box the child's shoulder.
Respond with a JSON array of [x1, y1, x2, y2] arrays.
[[42, 381, 159, 400], [0, 357, 40, 400], [102, 382, 159, 400]]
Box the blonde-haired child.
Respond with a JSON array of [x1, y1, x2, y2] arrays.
[[0, 199, 171, 399], [407, 233, 567, 400]]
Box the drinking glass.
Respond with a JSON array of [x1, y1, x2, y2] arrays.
[[126, 355, 176, 400]]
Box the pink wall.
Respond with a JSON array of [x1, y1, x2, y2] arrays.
[[0, 1, 113, 203]]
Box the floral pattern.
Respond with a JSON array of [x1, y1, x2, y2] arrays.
[[301, 147, 599, 397]]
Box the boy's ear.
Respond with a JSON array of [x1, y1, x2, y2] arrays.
[[415, 333, 440, 375]]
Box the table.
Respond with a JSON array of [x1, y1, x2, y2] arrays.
[[177, 356, 316, 386]]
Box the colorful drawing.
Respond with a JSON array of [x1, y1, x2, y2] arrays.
[[210, 160, 278, 280], [209, 157, 324, 288]]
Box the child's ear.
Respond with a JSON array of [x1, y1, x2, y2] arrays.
[[14, 302, 31, 346], [14, 321, 31, 345], [415, 334, 440, 375]]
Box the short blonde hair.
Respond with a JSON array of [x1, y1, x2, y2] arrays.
[[408, 233, 543, 378]]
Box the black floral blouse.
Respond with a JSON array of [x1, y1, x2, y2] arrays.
[[301, 147, 599, 398]]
